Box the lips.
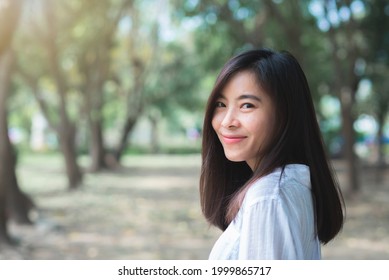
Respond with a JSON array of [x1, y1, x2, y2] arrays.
[[220, 134, 247, 144]]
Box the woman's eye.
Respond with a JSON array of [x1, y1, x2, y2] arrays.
[[241, 103, 254, 109], [215, 101, 226, 108]]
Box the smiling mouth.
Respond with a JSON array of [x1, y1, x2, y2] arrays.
[[221, 135, 247, 144]]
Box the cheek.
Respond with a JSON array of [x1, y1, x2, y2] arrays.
[[244, 115, 263, 134], [247, 114, 273, 140], [211, 112, 221, 131]]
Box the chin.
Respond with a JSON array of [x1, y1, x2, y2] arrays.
[[225, 154, 246, 163]]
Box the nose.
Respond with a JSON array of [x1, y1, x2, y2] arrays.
[[221, 107, 239, 129]]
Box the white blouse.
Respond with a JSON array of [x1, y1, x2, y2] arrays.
[[209, 164, 321, 260]]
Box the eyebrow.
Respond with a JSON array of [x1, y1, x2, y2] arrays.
[[237, 94, 261, 102], [218, 94, 261, 102]]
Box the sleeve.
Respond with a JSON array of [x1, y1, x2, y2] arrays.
[[238, 197, 302, 259]]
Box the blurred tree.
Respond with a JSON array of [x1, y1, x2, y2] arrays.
[[362, 0, 389, 170], [16, 0, 84, 189], [172, 0, 269, 72], [110, 0, 161, 161], [109, 0, 203, 160], [318, 0, 369, 192], [0, 0, 34, 245], [143, 41, 204, 152], [44, 0, 84, 188], [262, 0, 332, 103], [76, 0, 132, 171]]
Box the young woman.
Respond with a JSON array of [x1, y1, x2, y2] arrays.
[[200, 48, 345, 259]]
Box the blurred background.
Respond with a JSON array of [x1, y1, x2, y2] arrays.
[[0, 0, 388, 259]]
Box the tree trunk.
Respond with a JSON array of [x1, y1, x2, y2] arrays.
[[0, 0, 23, 244], [0, 49, 34, 245], [0, 52, 12, 243], [149, 113, 160, 154], [377, 114, 386, 167], [114, 117, 138, 162], [340, 87, 359, 192], [58, 125, 83, 189], [374, 111, 386, 183], [83, 77, 108, 171], [7, 147, 34, 224], [89, 119, 108, 171], [83, 54, 110, 171]]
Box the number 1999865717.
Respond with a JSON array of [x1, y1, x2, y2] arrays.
[[211, 266, 271, 276]]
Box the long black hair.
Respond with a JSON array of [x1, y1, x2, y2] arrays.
[[200, 48, 345, 244]]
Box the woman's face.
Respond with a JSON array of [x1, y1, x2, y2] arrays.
[[212, 70, 275, 170]]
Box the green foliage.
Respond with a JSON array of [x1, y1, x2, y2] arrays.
[[6, 0, 389, 156], [146, 42, 203, 114], [360, 0, 389, 123]]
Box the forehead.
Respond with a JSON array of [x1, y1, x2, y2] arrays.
[[220, 70, 264, 97]]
